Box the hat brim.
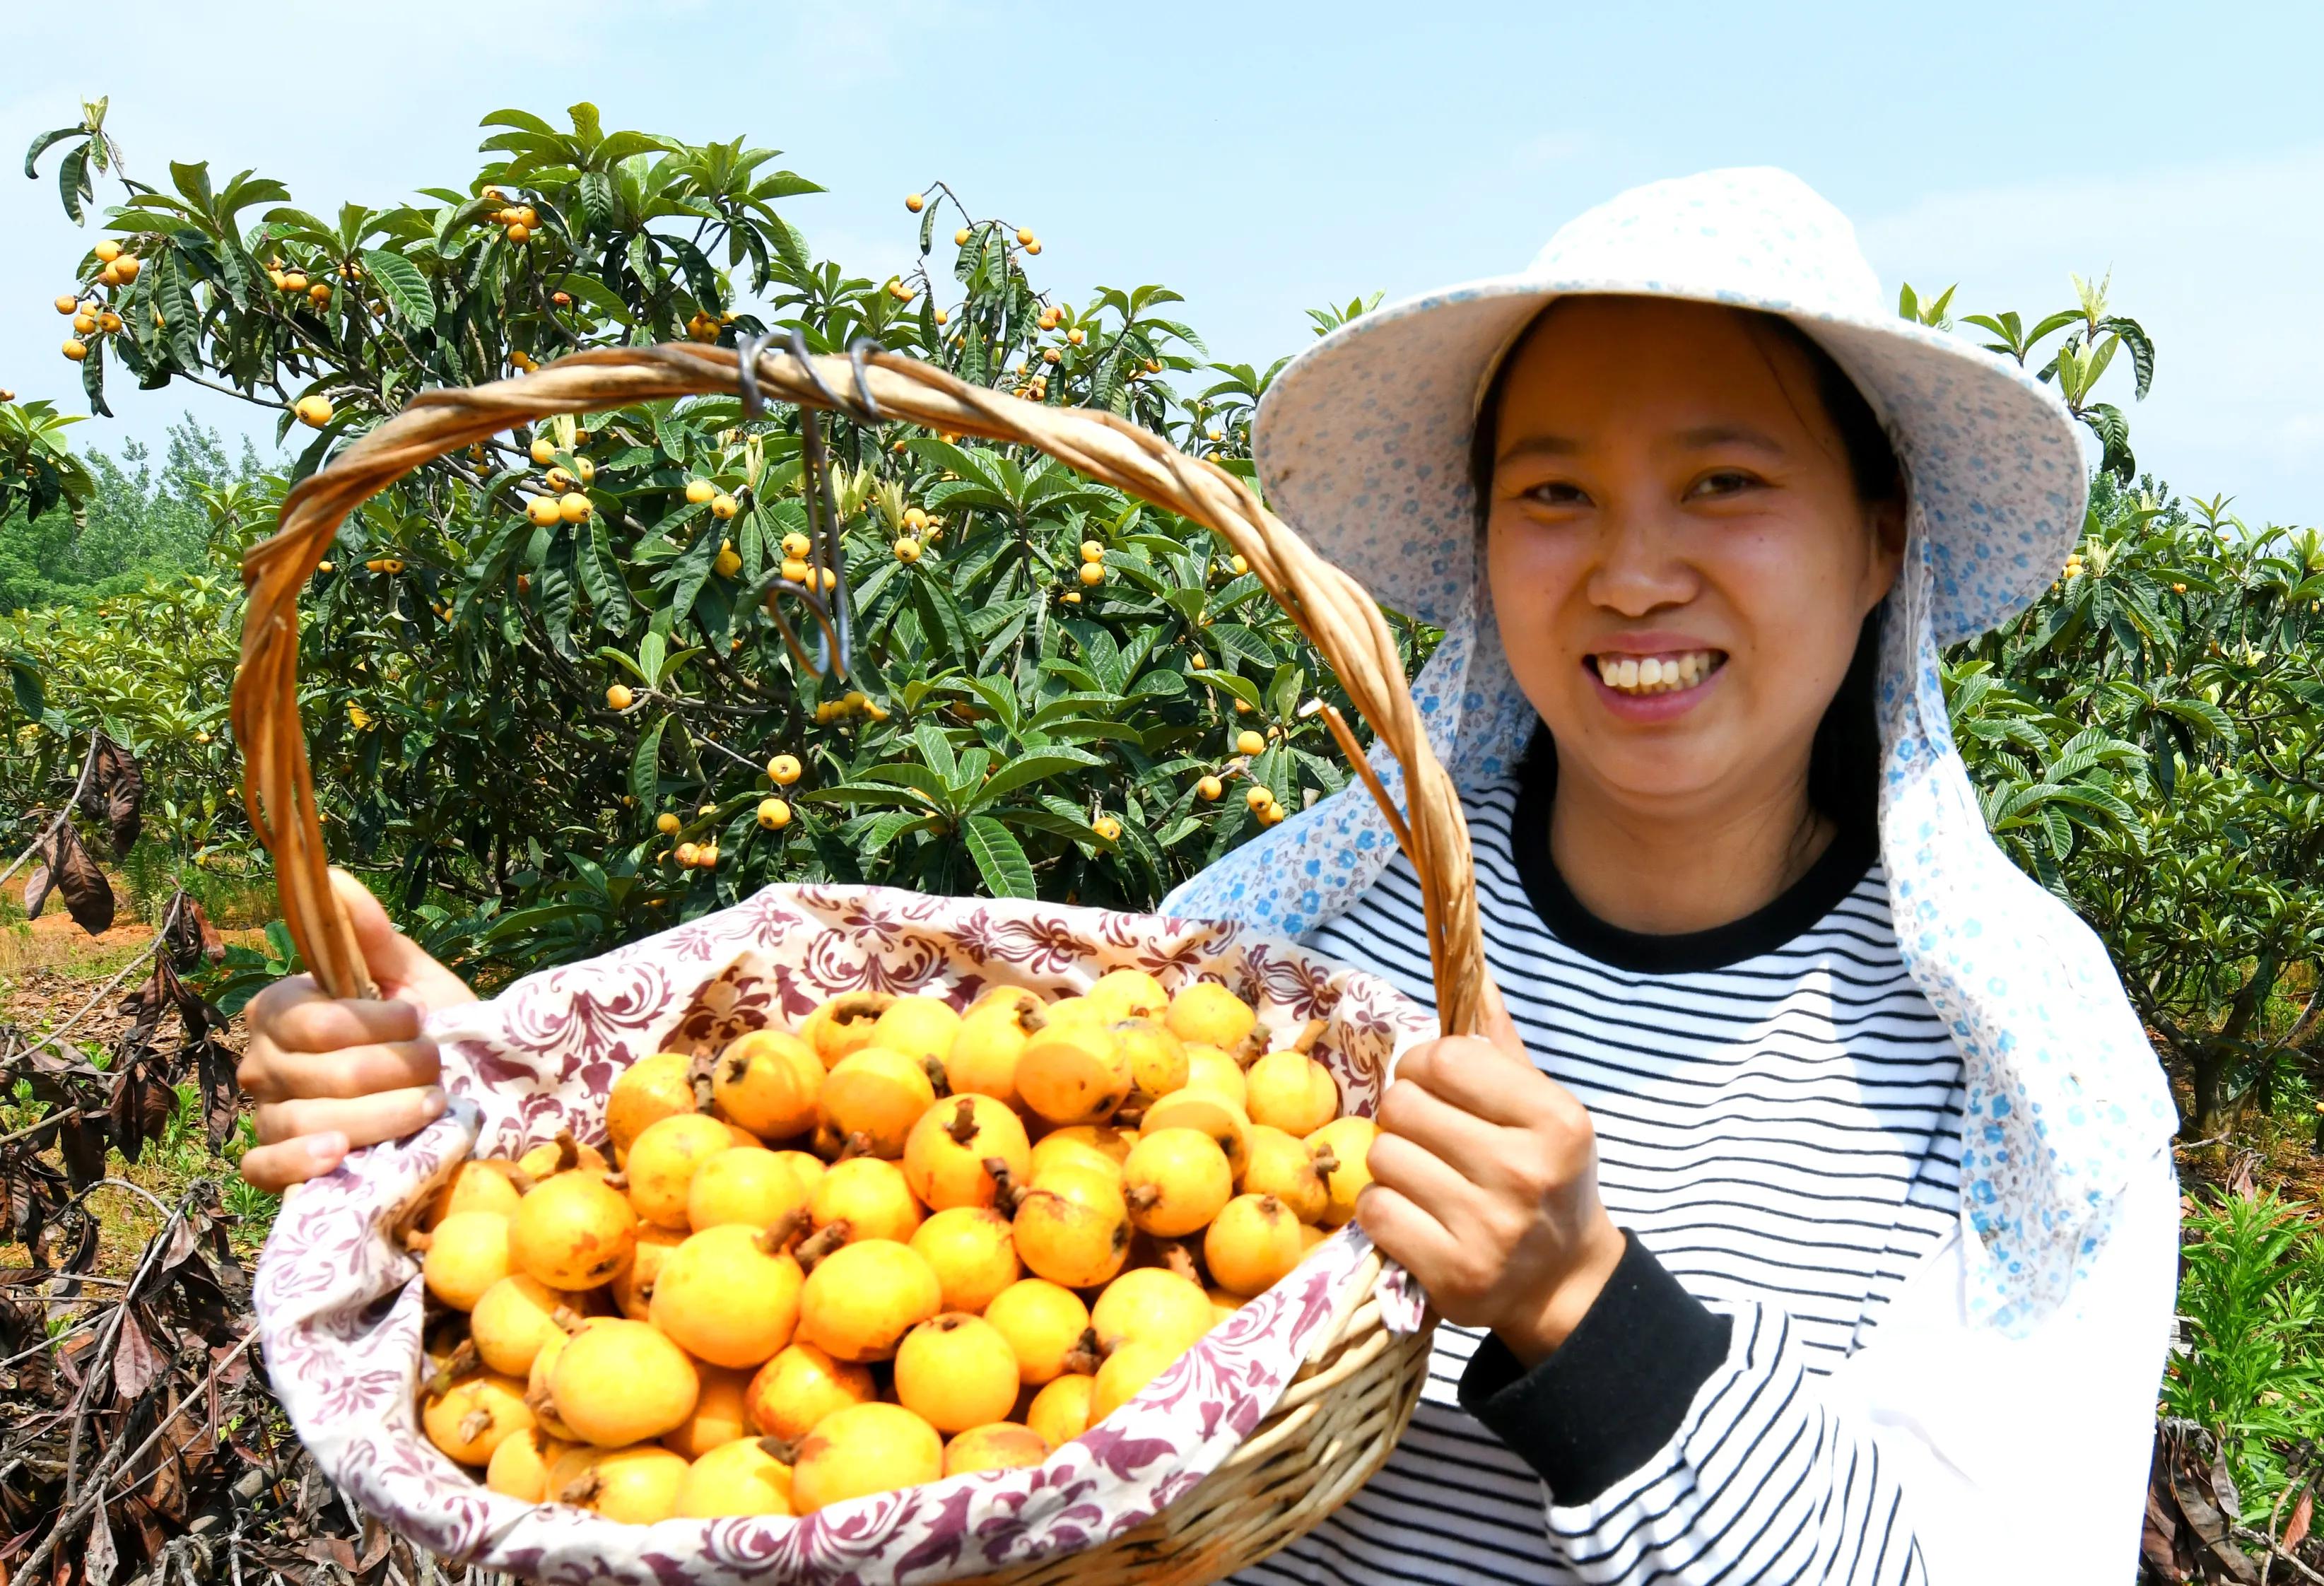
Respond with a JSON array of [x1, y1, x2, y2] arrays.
[[1250, 274, 2089, 648]]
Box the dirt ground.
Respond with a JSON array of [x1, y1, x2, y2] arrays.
[[0, 876, 268, 1276]]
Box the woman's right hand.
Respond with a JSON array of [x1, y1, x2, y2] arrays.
[[236, 869, 478, 1192]]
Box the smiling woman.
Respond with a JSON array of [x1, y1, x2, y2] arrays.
[[1166, 167, 2180, 1585], [1478, 297, 1904, 935]]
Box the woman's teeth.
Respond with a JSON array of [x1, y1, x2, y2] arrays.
[[1593, 650, 1720, 695]]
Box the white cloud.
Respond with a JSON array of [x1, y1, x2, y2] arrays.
[[1855, 146, 2324, 527]]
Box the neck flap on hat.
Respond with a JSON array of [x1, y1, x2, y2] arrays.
[[1164, 510, 2178, 1334]]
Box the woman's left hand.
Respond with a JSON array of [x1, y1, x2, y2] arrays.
[[1355, 987, 1628, 1367]]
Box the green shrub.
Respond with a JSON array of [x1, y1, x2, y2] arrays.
[[2164, 1190, 2324, 1512]]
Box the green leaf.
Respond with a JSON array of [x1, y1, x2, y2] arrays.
[[578, 518, 634, 627], [23, 126, 81, 180], [629, 715, 667, 808], [360, 249, 437, 329], [57, 143, 90, 223], [970, 748, 1105, 807], [79, 335, 109, 418], [963, 815, 1037, 899]]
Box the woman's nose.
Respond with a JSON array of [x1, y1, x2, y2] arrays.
[[1583, 504, 1696, 617]]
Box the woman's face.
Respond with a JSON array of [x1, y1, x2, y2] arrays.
[[1485, 297, 1903, 816]]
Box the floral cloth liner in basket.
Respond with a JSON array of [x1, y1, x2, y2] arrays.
[[253, 884, 1435, 1585]]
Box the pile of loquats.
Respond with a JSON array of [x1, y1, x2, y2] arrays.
[[409, 968, 1382, 1526]]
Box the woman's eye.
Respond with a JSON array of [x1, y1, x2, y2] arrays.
[[1525, 481, 1590, 507], [1687, 469, 1759, 499]]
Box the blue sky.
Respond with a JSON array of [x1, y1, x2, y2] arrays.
[[1, 1, 2317, 526]]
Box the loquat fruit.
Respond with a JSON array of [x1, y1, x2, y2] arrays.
[[945, 993, 1043, 1110], [606, 683, 634, 712], [675, 1434, 795, 1517], [894, 1312, 1021, 1433], [1091, 1337, 1181, 1423], [820, 1047, 939, 1159], [551, 1445, 688, 1522], [295, 394, 334, 428], [611, 1224, 683, 1320], [1025, 1372, 1097, 1447], [558, 491, 592, 524], [471, 1274, 585, 1377], [904, 192, 925, 212], [746, 1341, 876, 1443], [869, 995, 962, 1071], [421, 1209, 513, 1310], [1120, 1127, 1233, 1238], [1305, 1115, 1378, 1227], [1236, 729, 1266, 757], [800, 991, 896, 1069], [904, 1093, 1033, 1211], [422, 1370, 534, 1466], [1239, 1124, 1328, 1223], [797, 1238, 942, 1362], [1245, 1050, 1339, 1136], [982, 1277, 1094, 1386], [710, 493, 739, 519], [712, 1028, 824, 1140], [1016, 1023, 1133, 1127], [1092, 814, 1122, 842], [1078, 561, 1105, 586], [1091, 1267, 1214, 1357], [485, 1426, 568, 1501], [1088, 968, 1168, 1022], [628, 1110, 748, 1229], [527, 494, 563, 527], [1141, 1087, 1250, 1178], [1204, 1192, 1306, 1297], [893, 535, 922, 563], [508, 1167, 638, 1291], [910, 1206, 1021, 1312], [1110, 1017, 1189, 1096], [1167, 981, 1257, 1052], [944, 1421, 1050, 1476], [1029, 1124, 1136, 1185], [688, 1146, 812, 1233], [685, 477, 715, 505], [790, 1402, 943, 1513], [1195, 774, 1224, 802], [650, 1223, 806, 1368], [423, 1159, 524, 1229], [668, 1364, 757, 1459], [1012, 1164, 1131, 1289], [810, 1155, 925, 1245], [547, 1316, 700, 1447]]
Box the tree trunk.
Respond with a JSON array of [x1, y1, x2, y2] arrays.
[[2185, 1045, 2236, 1142]]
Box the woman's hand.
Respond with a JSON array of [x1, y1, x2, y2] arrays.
[[236, 869, 477, 1192], [1355, 986, 1627, 1367]]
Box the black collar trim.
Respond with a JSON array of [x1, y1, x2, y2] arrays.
[[1508, 756, 1879, 975]]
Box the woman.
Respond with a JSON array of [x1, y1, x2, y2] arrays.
[[237, 169, 2179, 1582]]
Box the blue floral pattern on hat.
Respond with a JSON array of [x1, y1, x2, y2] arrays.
[[1166, 167, 2178, 1332]]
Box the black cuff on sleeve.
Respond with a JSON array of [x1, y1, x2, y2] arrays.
[[1457, 1230, 1732, 1505]]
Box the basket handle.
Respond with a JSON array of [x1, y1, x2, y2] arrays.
[[233, 344, 1493, 1038]]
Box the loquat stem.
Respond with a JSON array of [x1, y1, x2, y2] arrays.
[[945, 1096, 980, 1144], [757, 1208, 809, 1255], [795, 1221, 850, 1273], [985, 1159, 1023, 1214]]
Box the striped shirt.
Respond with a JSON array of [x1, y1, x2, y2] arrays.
[[1231, 771, 2165, 1585]]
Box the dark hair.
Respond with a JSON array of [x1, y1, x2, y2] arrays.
[[1472, 300, 1901, 830]]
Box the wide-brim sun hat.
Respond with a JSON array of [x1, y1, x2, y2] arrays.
[[1252, 165, 2087, 652], [1165, 167, 2177, 1335]]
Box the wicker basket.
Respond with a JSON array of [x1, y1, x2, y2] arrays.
[[233, 343, 1491, 1585]]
